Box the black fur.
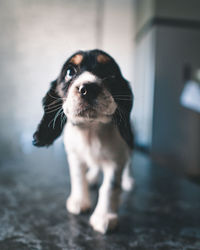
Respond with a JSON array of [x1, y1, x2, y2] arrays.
[[33, 49, 134, 149], [111, 79, 134, 149], [33, 80, 66, 147]]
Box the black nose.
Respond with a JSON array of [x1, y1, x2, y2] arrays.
[[79, 85, 88, 96], [79, 83, 101, 102]]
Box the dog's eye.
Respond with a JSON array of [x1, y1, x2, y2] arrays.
[[65, 66, 76, 81]]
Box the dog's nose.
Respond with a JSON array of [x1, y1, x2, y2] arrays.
[[78, 83, 101, 101], [79, 85, 88, 96]]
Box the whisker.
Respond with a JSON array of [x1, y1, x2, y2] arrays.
[[60, 113, 67, 129], [45, 99, 63, 107], [53, 108, 63, 129], [113, 95, 132, 97], [44, 103, 63, 111], [45, 106, 63, 114], [60, 113, 64, 129], [47, 108, 63, 129], [48, 119, 54, 128], [114, 98, 132, 101], [47, 93, 65, 101]]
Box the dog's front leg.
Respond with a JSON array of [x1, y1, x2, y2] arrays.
[[90, 165, 123, 234], [66, 152, 91, 215]]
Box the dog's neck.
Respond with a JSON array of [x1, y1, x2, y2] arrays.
[[69, 119, 114, 132]]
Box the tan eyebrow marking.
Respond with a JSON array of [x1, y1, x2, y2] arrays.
[[70, 54, 83, 65], [97, 54, 110, 64]]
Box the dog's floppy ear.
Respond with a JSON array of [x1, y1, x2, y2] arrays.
[[33, 80, 66, 147], [112, 77, 134, 149]]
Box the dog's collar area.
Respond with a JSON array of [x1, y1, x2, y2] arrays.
[[70, 119, 114, 128]]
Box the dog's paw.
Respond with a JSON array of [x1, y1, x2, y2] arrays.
[[66, 196, 91, 215], [89, 212, 118, 234], [121, 176, 134, 191]]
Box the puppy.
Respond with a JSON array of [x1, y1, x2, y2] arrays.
[[33, 49, 134, 234]]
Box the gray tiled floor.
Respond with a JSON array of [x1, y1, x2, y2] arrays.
[[0, 147, 200, 250]]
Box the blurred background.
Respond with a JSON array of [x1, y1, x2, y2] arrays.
[[1, 0, 200, 249], [0, 0, 199, 176]]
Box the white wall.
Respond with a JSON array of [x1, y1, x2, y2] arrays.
[[102, 0, 135, 81]]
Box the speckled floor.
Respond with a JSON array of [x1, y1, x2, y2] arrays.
[[0, 147, 200, 250]]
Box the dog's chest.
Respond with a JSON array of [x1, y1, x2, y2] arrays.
[[63, 122, 129, 165]]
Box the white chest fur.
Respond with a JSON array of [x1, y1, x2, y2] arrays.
[[63, 121, 130, 168]]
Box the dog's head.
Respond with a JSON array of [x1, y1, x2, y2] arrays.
[[33, 49, 134, 148]]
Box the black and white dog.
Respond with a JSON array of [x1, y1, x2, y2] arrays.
[[33, 49, 134, 234]]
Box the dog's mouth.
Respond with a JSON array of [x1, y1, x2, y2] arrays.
[[75, 105, 98, 118]]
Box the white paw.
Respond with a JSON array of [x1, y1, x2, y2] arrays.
[[66, 196, 91, 215], [89, 212, 118, 234], [121, 177, 134, 191]]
